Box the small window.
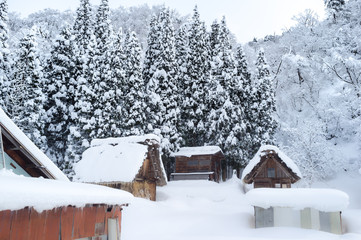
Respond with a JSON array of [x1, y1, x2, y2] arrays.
[[275, 183, 281, 188], [187, 160, 198, 166], [267, 168, 275, 178], [199, 160, 211, 166]]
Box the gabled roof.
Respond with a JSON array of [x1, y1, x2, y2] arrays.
[[171, 146, 223, 157], [242, 145, 302, 183], [74, 134, 166, 183], [0, 108, 69, 181]]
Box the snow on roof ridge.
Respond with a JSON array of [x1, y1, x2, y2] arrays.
[[241, 145, 302, 181], [91, 134, 160, 147], [0, 108, 69, 181], [246, 188, 349, 212], [171, 145, 222, 157]]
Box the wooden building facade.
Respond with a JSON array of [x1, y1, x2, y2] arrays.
[[242, 146, 302, 188], [74, 135, 167, 201], [0, 204, 125, 240], [171, 146, 225, 182]]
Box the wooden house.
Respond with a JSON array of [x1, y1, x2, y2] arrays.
[[0, 107, 132, 240], [74, 135, 167, 201], [242, 145, 302, 188], [246, 188, 349, 234], [0, 172, 132, 240], [170, 146, 225, 182]]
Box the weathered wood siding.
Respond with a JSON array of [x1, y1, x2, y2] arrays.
[[174, 151, 224, 182], [0, 205, 123, 240], [99, 180, 157, 201], [252, 156, 294, 188]]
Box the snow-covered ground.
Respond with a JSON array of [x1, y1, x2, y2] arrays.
[[122, 173, 361, 240]]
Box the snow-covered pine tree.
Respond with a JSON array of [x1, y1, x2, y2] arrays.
[[253, 48, 277, 146], [122, 31, 146, 136], [325, 0, 345, 21], [207, 16, 247, 170], [233, 45, 254, 166], [143, 15, 160, 87], [67, 0, 97, 175], [0, 0, 10, 113], [180, 6, 211, 146], [109, 28, 126, 136], [73, 0, 93, 56], [10, 28, 46, 150], [92, 0, 115, 138], [209, 20, 220, 58], [144, 8, 180, 174], [43, 26, 77, 173]]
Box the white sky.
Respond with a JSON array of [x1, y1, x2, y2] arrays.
[[8, 0, 325, 43]]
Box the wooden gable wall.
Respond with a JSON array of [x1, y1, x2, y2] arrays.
[[246, 153, 300, 188]]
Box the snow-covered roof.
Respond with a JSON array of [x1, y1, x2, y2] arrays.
[[171, 146, 223, 157], [246, 188, 349, 212], [0, 169, 133, 212], [74, 134, 162, 183], [241, 145, 302, 181], [0, 108, 69, 181]]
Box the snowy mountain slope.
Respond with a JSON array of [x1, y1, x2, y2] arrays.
[[122, 174, 361, 240]]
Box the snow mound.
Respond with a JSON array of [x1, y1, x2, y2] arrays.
[[241, 145, 302, 180], [171, 146, 222, 157], [246, 188, 349, 212], [0, 108, 68, 181], [0, 170, 133, 212], [74, 134, 159, 183]]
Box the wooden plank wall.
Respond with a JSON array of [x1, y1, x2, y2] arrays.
[[0, 205, 123, 240]]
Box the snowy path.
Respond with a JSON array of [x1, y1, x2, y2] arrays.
[[122, 177, 361, 240]]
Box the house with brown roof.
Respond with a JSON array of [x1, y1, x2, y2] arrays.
[[242, 145, 302, 188]]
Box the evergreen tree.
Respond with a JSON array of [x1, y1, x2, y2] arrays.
[[109, 28, 126, 136], [92, 0, 115, 138], [324, 0, 345, 21], [233, 45, 254, 166], [144, 8, 180, 174], [143, 15, 160, 87], [122, 31, 146, 136], [180, 6, 211, 146], [0, 0, 10, 113], [10, 29, 45, 149], [253, 48, 277, 146], [73, 0, 93, 55], [44, 26, 77, 173], [175, 24, 189, 139], [66, 0, 97, 176]]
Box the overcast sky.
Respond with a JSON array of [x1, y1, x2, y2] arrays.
[[8, 0, 325, 43]]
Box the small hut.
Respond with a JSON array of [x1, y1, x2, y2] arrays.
[[0, 171, 132, 240], [170, 146, 225, 182], [246, 188, 349, 234], [242, 145, 302, 188], [74, 135, 167, 201], [0, 108, 68, 181]]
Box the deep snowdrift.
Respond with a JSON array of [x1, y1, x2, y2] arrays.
[[122, 173, 361, 240]]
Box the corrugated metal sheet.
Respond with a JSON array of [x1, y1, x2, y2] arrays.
[[0, 204, 123, 240]]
